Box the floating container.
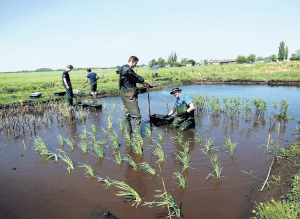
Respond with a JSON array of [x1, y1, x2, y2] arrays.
[[88, 103, 102, 110], [152, 73, 158, 78], [54, 91, 66, 96], [73, 90, 83, 94], [150, 114, 174, 126], [29, 92, 43, 99]]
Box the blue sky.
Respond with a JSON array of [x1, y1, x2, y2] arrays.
[[0, 0, 299, 72]]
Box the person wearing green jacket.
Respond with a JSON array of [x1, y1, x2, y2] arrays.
[[164, 87, 195, 132]]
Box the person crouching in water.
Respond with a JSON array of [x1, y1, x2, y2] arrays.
[[164, 87, 195, 132], [82, 68, 99, 99], [62, 65, 74, 106], [116, 56, 153, 137]]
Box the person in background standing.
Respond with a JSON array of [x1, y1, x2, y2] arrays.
[[62, 64, 74, 106], [82, 68, 99, 99]]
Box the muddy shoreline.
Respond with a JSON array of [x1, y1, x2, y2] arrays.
[[2, 78, 300, 110]]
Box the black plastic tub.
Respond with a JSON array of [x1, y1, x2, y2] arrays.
[[150, 114, 174, 126], [88, 104, 102, 110], [54, 91, 66, 96], [29, 92, 43, 99]]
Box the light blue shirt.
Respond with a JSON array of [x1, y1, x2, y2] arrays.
[[175, 94, 193, 107]]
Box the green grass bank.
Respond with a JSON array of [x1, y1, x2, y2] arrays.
[[0, 61, 300, 108]]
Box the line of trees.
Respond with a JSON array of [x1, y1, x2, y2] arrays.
[[148, 51, 196, 68], [290, 50, 300, 61]]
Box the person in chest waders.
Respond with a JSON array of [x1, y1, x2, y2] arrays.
[[164, 87, 195, 132], [62, 64, 74, 106], [116, 56, 153, 137]]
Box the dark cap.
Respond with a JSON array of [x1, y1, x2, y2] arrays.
[[170, 87, 182, 94]]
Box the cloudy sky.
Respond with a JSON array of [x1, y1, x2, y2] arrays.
[[0, 0, 299, 72]]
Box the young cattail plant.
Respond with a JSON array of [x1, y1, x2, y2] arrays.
[[97, 176, 113, 189], [79, 126, 88, 140], [91, 124, 97, 136], [131, 131, 143, 155], [181, 141, 190, 154], [171, 131, 184, 145], [150, 140, 166, 161], [124, 154, 138, 170], [194, 132, 203, 143], [144, 124, 152, 138], [202, 138, 219, 153], [101, 127, 108, 136], [112, 180, 142, 207], [113, 150, 123, 165], [153, 127, 166, 141], [78, 140, 89, 153], [107, 113, 113, 129], [57, 134, 64, 146], [143, 191, 181, 219], [80, 162, 97, 178], [65, 138, 75, 150], [92, 143, 104, 158], [139, 162, 156, 175], [205, 154, 224, 180], [112, 100, 116, 111], [103, 101, 107, 109], [225, 136, 238, 155], [109, 130, 119, 150], [57, 149, 75, 172], [118, 118, 124, 131], [175, 150, 191, 172], [173, 171, 188, 189]]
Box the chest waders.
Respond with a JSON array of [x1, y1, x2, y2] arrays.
[[170, 99, 195, 132], [66, 86, 74, 106], [120, 88, 142, 136]]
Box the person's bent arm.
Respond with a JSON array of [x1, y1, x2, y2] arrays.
[[82, 78, 88, 85], [187, 103, 195, 113], [63, 78, 69, 89], [143, 80, 153, 87]]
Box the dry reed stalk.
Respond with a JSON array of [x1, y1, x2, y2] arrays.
[[22, 139, 27, 151], [157, 160, 172, 219], [260, 156, 275, 191], [277, 122, 280, 146], [267, 134, 270, 153]]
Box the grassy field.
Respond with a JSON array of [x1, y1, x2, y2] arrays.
[[0, 61, 300, 107]]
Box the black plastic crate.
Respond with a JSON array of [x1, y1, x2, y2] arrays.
[[54, 91, 66, 96], [150, 114, 174, 126], [29, 92, 43, 99], [88, 104, 102, 110]]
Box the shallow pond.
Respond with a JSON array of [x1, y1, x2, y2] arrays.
[[1, 84, 300, 219]]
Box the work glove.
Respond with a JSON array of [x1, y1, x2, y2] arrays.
[[177, 111, 188, 117], [162, 114, 169, 119]]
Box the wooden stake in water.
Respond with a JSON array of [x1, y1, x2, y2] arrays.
[[267, 134, 271, 153], [277, 122, 280, 146], [22, 139, 27, 151], [157, 160, 172, 219]]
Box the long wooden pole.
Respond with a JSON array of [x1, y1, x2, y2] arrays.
[[261, 156, 275, 191]]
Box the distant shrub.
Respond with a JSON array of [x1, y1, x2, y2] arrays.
[[42, 82, 55, 89]]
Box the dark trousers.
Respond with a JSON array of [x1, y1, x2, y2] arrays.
[[66, 86, 73, 106], [120, 88, 142, 136]]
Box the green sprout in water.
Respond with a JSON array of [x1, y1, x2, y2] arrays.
[[118, 118, 124, 131], [150, 140, 166, 161], [205, 154, 224, 180], [173, 171, 188, 189], [171, 131, 184, 145], [225, 136, 238, 155], [57, 134, 64, 146], [97, 176, 113, 189], [80, 162, 97, 178], [181, 141, 190, 154], [107, 113, 113, 130], [143, 190, 181, 219], [109, 130, 119, 150], [103, 101, 107, 109], [79, 126, 88, 140], [78, 140, 89, 154], [91, 124, 97, 136], [144, 124, 152, 138], [65, 138, 75, 150], [194, 132, 202, 143], [131, 131, 143, 155], [175, 150, 192, 172], [202, 138, 219, 153], [139, 162, 156, 175], [112, 150, 123, 165], [101, 127, 108, 136], [124, 154, 138, 170], [112, 180, 142, 207], [153, 127, 166, 141], [92, 143, 104, 158], [57, 149, 75, 172]]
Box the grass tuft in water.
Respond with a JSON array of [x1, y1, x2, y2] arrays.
[[205, 154, 224, 180], [79, 162, 97, 178], [112, 150, 123, 165], [175, 150, 191, 172], [182, 141, 190, 154], [225, 136, 238, 155], [202, 138, 219, 153], [107, 113, 113, 129], [150, 140, 166, 161], [153, 127, 166, 141], [101, 127, 108, 136], [57, 134, 64, 146], [92, 143, 104, 158], [97, 176, 113, 189], [78, 140, 89, 153], [171, 131, 184, 145], [139, 162, 156, 175], [65, 138, 75, 150], [34, 136, 58, 161], [57, 149, 75, 172], [144, 124, 152, 138], [112, 180, 142, 207], [109, 130, 119, 150], [143, 191, 181, 219], [118, 118, 124, 131], [91, 124, 97, 135], [124, 154, 138, 170], [131, 131, 143, 155], [79, 126, 88, 140], [173, 171, 188, 189]]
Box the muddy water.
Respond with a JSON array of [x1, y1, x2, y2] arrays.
[[1, 84, 300, 219]]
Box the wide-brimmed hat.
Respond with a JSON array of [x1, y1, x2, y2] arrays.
[[170, 87, 182, 94]]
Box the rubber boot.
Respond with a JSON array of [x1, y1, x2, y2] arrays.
[[93, 94, 97, 99]]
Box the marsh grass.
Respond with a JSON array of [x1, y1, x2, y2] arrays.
[[101, 127, 108, 136], [65, 138, 75, 150], [92, 143, 104, 158], [194, 132, 203, 143], [153, 127, 166, 141], [124, 130, 131, 141], [173, 171, 188, 189], [205, 154, 224, 180], [78, 140, 89, 153], [202, 138, 219, 153], [103, 101, 107, 109], [144, 124, 152, 138], [175, 150, 191, 171], [143, 190, 181, 219], [132, 131, 143, 155], [57, 149, 75, 172], [113, 150, 123, 165], [97, 176, 113, 189], [225, 136, 238, 155], [79, 126, 88, 140], [124, 154, 138, 170], [139, 162, 156, 175], [171, 131, 184, 145], [57, 134, 64, 146], [118, 118, 124, 131], [109, 130, 119, 150], [150, 140, 166, 161], [34, 136, 58, 161], [107, 113, 113, 129], [80, 162, 97, 178], [112, 180, 142, 207], [91, 124, 97, 135], [181, 141, 190, 154]]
